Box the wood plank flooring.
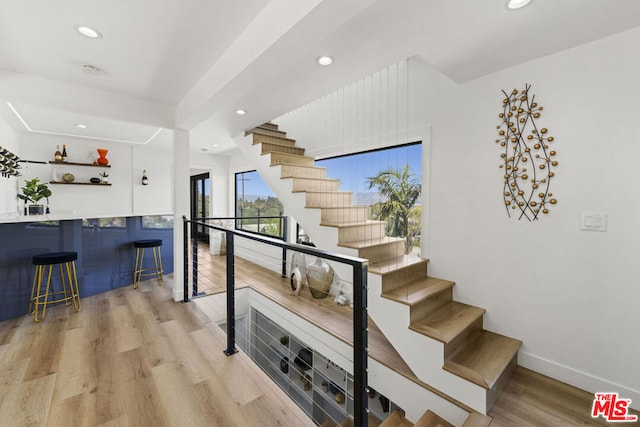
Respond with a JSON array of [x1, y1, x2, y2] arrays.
[[2, 244, 638, 426], [193, 247, 640, 426], [0, 276, 314, 427]]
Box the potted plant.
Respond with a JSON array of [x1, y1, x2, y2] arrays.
[[18, 178, 52, 215], [99, 171, 109, 184]]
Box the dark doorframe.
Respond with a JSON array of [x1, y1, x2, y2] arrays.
[[190, 173, 210, 243]]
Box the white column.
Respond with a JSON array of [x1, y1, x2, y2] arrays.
[[172, 128, 190, 301]]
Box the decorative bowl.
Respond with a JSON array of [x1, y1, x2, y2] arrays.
[[62, 173, 75, 183], [90, 177, 101, 184]]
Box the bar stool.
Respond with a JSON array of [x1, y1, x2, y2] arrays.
[[30, 251, 81, 323], [133, 239, 163, 288]]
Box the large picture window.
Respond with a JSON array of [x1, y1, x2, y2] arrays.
[[235, 171, 285, 239], [316, 142, 422, 255]]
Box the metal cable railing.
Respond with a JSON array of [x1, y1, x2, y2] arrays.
[[182, 216, 369, 426]]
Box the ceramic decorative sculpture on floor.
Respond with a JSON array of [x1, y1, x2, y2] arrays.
[[289, 251, 307, 296], [306, 257, 334, 299]]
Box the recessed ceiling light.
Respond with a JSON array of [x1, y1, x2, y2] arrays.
[[316, 56, 333, 66], [75, 25, 102, 39], [235, 109, 247, 115], [81, 64, 102, 74], [75, 124, 87, 129], [506, 0, 531, 10]]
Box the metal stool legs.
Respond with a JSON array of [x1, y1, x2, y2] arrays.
[[30, 258, 81, 323], [133, 245, 163, 288]]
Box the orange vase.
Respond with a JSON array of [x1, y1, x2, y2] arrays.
[[97, 148, 109, 165]]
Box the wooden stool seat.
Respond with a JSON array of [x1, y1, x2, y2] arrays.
[[30, 251, 81, 322], [133, 239, 163, 288]]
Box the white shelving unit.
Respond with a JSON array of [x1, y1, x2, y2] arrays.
[[248, 308, 401, 426]]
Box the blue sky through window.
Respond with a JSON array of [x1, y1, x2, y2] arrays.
[[237, 143, 422, 200]]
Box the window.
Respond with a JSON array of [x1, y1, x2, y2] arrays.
[[316, 143, 422, 255], [82, 217, 126, 228], [142, 215, 173, 229], [235, 171, 285, 239]]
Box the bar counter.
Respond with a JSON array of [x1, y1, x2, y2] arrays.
[[0, 214, 174, 322]]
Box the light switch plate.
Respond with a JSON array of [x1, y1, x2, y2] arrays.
[[581, 212, 608, 232]]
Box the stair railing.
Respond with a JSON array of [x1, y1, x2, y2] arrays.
[[182, 216, 370, 426]]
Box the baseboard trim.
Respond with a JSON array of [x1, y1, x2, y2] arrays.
[[519, 351, 640, 411]]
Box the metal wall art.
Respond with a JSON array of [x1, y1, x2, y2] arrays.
[[0, 146, 21, 178], [496, 84, 558, 221]]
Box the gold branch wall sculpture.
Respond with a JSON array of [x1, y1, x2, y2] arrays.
[[496, 84, 558, 221]]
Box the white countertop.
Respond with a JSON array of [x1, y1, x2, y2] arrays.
[[0, 211, 173, 224]]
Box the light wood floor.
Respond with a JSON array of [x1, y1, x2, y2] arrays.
[[0, 276, 314, 427], [192, 248, 640, 426], [2, 246, 638, 426]]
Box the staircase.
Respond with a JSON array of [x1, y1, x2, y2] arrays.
[[239, 123, 521, 422]]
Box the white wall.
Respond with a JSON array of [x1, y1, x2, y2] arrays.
[[426, 28, 640, 403], [0, 117, 20, 215], [19, 133, 172, 217], [260, 32, 640, 405]]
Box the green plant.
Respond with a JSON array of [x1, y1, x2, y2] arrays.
[[279, 335, 289, 346], [99, 172, 109, 178], [17, 178, 52, 205], [367, 165, 421, 254]]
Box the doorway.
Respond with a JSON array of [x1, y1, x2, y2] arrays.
[[190, 173, 210, 243]]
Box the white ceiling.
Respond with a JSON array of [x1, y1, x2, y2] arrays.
[[1, 0, 639, 154]]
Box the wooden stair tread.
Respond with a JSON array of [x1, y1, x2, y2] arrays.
[[260, 140, 302, 151], [258, 122, 279, 131], [338, 236, 405, 249], [409, 301, 485, 343], [414, 410, 454, 427], [266, 152, 315, 162], [381, 277, 454, 306], [304, 190, 352, 195], [461, 412, 492, 427], [444, 330, 521, 389], [369, 255, 426, 275], [277, 162, 325, 170], [252, 134, 297, 145], [248, 127, 288, 138], [380, 410, 413, 427], [320, 219, 386, 228], [287, 176, 339, 183]]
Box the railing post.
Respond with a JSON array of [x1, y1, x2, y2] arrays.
[[182, 216, 189, 303], [257, 207, 261, 233], [224, 230, 238, 356], [191, 220, 198, 297], [353, 262, 369, 427], [281, 214, 287, 278]]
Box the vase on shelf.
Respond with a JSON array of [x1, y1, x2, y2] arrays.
[[97, 148, 109, 165], [307, 257, 334, 299]]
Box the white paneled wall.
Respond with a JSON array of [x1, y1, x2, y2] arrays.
[[276, 59, 410, 160]]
